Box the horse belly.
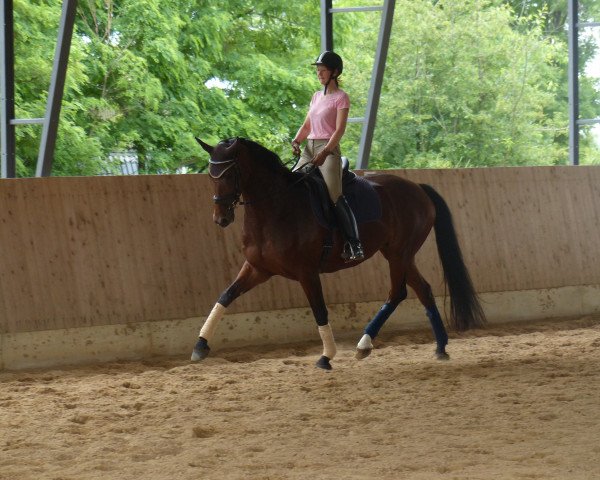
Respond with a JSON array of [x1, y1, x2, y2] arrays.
[[317, 220, 388, 273], [242, 231, 322, 280]]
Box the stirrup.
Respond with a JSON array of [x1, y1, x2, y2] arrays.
[[342, 241, 364, 262]]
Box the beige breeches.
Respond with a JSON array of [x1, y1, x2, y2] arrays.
[[294, 139, 342, 202]]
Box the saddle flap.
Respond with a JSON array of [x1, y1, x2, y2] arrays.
[[303, 166, 382, 230]]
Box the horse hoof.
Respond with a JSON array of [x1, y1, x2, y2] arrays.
[[316, 355, 332, 370], [435, 350, 450, 361], [190, 338, 211, 362], [355, 348, 372, 360]]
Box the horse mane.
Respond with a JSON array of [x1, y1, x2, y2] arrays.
[[222, 137, 296, 180]]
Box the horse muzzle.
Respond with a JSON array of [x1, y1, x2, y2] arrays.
[[212, 192, 239, 228], [214, 216, 232, 228], [213, 208, 235, 228]]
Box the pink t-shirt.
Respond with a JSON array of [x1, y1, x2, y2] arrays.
[[307, 89, 350, 140]]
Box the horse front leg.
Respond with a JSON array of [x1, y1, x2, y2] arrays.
[[191, 261, 271, 362], [300, 274, 336, 371]]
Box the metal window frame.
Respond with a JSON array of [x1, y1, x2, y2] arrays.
[[320, 0, 395, 169], [0, 0, 77, 178], [568, 0, 600, 165], [3, 0, 596, 174]]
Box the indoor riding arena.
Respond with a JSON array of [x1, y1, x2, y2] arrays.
[[1, 167, 599, 479]]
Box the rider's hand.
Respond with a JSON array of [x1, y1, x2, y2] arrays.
[[291, 141, 301, 156], [312, 149, 330, 167]]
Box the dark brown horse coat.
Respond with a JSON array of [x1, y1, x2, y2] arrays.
[[192, 137, 485, 369]]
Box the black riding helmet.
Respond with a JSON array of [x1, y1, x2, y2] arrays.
[[312, 51, 343, 94], [312, 51, 343, 75]]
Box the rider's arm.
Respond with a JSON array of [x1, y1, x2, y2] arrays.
[[293, 113, 311, 145], [323, 107, 349, 153]]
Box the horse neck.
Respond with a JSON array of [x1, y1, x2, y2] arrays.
[[240, 164, 290, 208], [239, 165, 303, 233]]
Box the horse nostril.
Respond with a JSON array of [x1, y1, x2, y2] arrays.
[[216, 217, 230, 228]]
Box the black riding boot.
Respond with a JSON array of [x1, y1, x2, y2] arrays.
[[333, 195, 365, 262]]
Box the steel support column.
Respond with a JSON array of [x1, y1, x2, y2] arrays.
[[356, 0, 394, 169], [568, 1, 600, 165], [1, 0, 16, 178], [320, 0, 333, 52], [320, 1, 395, 169], [35, 0, 77, 177], [567, 0, 579, 165]]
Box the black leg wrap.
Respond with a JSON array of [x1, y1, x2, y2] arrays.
[[191, 337, 211, 362], [218, 284, 241, 307], [435, 345, 450, 360], [315, 355, 332, 370]]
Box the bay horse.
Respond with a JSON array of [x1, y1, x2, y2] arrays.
[[191, 137, 485, 370]]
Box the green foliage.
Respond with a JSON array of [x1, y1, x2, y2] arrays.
[[6, 0, 600, 175], [11, 0, 322, 175], [12, 0, 102, 175], [341, 0, 598, 167]]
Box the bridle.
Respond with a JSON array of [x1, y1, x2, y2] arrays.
[[208, 153, 244, 210], [208, 147, 313, 211]]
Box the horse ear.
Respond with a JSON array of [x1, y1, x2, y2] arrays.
[[195, 137, 214, 154], [225, 137, 240, 156]]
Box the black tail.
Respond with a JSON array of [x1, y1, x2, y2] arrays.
[[420, 184, 486, 331]]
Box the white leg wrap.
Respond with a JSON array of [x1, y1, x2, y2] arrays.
[[357, 333, 373, 350], [318, 324, 337, 360], [199, 303, 227, 342]]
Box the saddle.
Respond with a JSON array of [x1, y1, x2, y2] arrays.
[[299, 157, 382, 229], [298, 158, 382, 268]]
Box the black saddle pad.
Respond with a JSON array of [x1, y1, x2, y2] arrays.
[[306, 173, 382, 229]]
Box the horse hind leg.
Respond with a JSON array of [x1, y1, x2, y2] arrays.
[[406, 263, 450, 360], [356, 257, 408, 360]]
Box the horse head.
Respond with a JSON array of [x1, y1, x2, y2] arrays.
[[196, 137, 242, 228]]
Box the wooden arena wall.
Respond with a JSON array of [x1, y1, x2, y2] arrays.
[[0, 166, 599, 368]]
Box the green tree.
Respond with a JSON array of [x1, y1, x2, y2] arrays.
[[8, 0, 599, 174], [499, 0, 600, 164], [340, 0, 595, 167], [12, 0, 324, 176], [13, 0, 102, 176], [73, 0, 324, 173]]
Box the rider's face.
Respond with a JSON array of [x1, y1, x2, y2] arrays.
[[316, 66, 333, 85]]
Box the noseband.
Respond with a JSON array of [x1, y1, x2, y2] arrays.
[[208, 155, 242, 209]]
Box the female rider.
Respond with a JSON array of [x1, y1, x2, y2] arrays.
[[291, 51, 364, 262]]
